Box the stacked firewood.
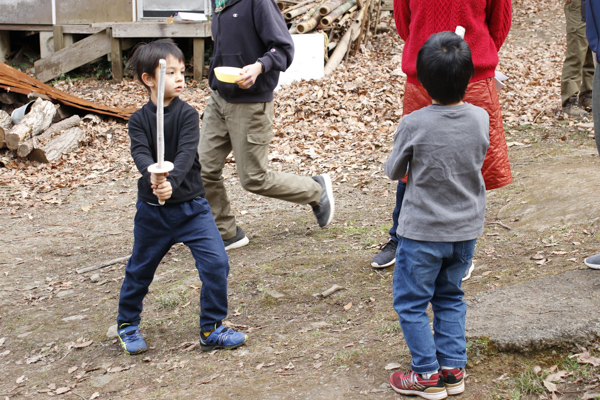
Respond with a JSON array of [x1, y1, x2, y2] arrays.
[[1, 98, 84, 163], [277, 0, 384, 75]]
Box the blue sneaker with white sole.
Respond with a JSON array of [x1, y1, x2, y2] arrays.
[[200, 325, 248, 351], [117, 324, 147, 355]]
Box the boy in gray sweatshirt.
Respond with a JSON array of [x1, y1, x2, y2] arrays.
[[385, 31, 489, 399]]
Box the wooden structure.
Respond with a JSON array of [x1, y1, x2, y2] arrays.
[[0, 0, 211, 82]]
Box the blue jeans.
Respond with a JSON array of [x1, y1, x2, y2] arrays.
[[388, 181, 406, 243], [393, 237, 475, 373], [117, 198, 230, 332], [593, 62, 600, 156]]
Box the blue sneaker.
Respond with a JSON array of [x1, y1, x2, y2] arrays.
[[200, 325, 248, 351], [117, 325, 147, 355]]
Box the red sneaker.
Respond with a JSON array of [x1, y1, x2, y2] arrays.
[[390, 370, 448, 399], [441, 368, 465, 395]]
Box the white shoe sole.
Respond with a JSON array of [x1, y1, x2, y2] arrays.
[[224, 236, 249, 251], [371, 258, 396, 268], [462, 261, 475, 281], [321, 173, 335, 227], [445, 380, 465, 395], [391, 386, 448, 400], [584, 258, 600, 270]]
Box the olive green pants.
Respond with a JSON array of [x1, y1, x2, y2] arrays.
[[562, 0, 594, 104], [198, 91, 322, 240]]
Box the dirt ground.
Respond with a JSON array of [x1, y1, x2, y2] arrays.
[[3, 0, 600, 399]]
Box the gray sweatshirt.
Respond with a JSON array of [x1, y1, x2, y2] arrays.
[[385, 103, 490, 242]]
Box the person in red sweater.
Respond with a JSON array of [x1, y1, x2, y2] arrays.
[[371, 0, 513, 273]]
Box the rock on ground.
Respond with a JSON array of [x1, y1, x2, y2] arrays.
[[466, 269, 600, 352]]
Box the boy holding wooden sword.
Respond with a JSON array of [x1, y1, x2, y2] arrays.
[[116, 39, 247, 355]]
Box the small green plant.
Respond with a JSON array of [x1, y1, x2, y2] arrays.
[[155, 292, 183, 309], [379, 321, 401, 334], [510, 364, 546, 397]]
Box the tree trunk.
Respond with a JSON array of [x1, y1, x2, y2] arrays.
[[17, 115, 81, 158], [29, 126, 84, 163], [0, 110, 11, 149], [5, 98, 57, 150]]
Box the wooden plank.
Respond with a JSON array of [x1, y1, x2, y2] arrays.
[[108, 29, 124, 82], [193, 38, 205, 81], [34, 29, 111, 83], [53, 25, 65, 52], [0, 31, 9, 63], [0, 24, 53, 32], [62, 24, 107, 34], [111, 22, 211, 38]]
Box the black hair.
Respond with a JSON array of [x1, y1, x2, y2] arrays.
[[126, 39, 185, 92], [416, 31, 474, 105]]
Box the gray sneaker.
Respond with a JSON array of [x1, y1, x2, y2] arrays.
[[223, 226, 249, 250], [580, 91, 593, 112], [371, 240, 397, 268], [312, 174, 334, 227], [462, 261, 475, 281], [563, 96, 589, 118], [584, 254, 600, 270]]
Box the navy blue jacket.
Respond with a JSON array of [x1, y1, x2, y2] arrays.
[[586, 0, 600, 62], [209, 0, 294, 102], [129, 97, 205, 204]]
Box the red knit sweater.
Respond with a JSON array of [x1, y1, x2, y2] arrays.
[[394, 0, 512, 85]]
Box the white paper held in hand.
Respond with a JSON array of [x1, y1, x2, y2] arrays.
[[147, 59, 174, 205]]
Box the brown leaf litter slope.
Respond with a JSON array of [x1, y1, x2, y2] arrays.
[[0, 0, 573, 210]]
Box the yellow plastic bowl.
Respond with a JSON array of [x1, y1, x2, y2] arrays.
[[214, 67, 244, 83]]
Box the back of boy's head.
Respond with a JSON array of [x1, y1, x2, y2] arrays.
[[126, 39, 185, 92], [416, 31, 474, 105]]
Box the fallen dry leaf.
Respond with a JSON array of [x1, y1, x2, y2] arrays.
[[385, 362, 402, 370], [544, 380, 557, 392], [198, 373, 220, 385], [545, 370, 566, 382], [578, 351, 600, 367], [73, 340, 93, 349], [344, 302, 353, 311], [55, 387, 71, 395]]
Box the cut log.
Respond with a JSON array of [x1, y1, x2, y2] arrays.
[[319, 0, 346, 15], [297, 14, 323, 33], [351, 0, 371, 55], [5, 98, 57, 150], [282, 0, 317, 14], [278, 0, 299, 11], [336, 7, 357, 27], [29, 126, 84, 163], [285, 3, 318, 19], [0, 109, 11, 149], [324, 6, 365, 75], [321, 0, 356, 26], [17, 115, 81, 158]]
